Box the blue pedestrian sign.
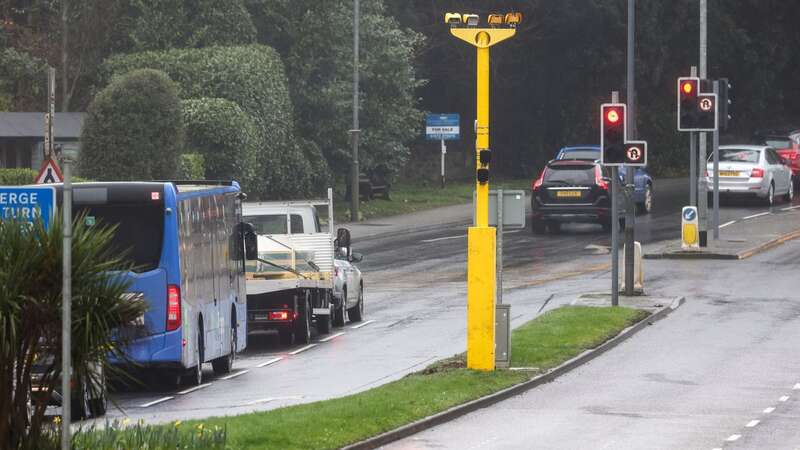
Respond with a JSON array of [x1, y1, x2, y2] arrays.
[[0, 186, 56, 229], [426, 114, 460, 141]]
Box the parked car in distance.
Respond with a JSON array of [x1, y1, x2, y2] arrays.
[[704, 145, 793, 206], [332, 247, 364, 326], [555, 145, 654, 213], [530, 159, 624, 233], [752, 129, 800, 186]]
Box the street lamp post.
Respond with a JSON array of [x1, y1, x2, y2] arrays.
[[447, 12, 520, 371]]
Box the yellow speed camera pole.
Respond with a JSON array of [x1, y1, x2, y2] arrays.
[[447, 13, 520, 371]]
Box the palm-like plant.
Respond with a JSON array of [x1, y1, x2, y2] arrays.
[[0, 215, 147, 449]]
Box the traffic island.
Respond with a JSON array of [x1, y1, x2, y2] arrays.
[[70, 304, 683, 450], [644, 208, 800, 260]]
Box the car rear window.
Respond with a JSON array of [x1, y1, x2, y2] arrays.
[[558, 149, 599, 160], [719, 149, 760, 163], [544, 165, 596, 185], [764, 139, 792, 149]]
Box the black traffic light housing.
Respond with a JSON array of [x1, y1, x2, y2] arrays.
[[677, 77, 718, 131], [718, 78, 732, 131], [476, 149, 491, 184], [600, 103, 627, 166]]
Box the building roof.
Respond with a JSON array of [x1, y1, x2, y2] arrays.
[[0, 112, 85, 139]]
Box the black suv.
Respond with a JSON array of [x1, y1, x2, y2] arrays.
[[530, 159, 622, 233]]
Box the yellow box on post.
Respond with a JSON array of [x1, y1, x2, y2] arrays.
[[467, 226, 496, 371]]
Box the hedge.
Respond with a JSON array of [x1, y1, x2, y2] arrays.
[[0, 168, 36, 185], [79, 69, 183, 180], [182, 98, 257, 189], [102, 45, 313, 198]]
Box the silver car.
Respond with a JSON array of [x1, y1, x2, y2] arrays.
[[705, 145, 794, 205], [332, 248, 364, 326]]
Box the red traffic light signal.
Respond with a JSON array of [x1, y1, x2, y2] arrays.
[[682, 81, 694, 95], [600, 103, 627, 166]]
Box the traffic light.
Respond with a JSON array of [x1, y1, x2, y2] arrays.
[[477, 149, 491, 183], [601, 103, 627, 165], [678, 77, 698, 131], [718, 78, 732, 131], [677, 77, 717, 131]]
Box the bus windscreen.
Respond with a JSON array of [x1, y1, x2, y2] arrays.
[[77, 204, 164, 272]]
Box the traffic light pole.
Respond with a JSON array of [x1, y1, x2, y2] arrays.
[[610, 91, 620, 307], [698, 0, 709, 246], [689, 66, 698, 208], [624, 0, 635, 296]]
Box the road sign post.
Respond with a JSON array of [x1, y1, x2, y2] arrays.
[[426, 113, 460, 189], [447, 12, 518, 371]]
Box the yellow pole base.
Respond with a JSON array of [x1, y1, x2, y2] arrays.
[[467, 226, 496, 371]]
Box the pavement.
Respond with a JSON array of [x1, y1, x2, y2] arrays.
[[645, 205, 800, 260]]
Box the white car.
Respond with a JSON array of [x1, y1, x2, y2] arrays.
[[332, 248, 364, 326], [705, 145, 794, 205]]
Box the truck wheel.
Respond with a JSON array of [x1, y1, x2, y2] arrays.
[[295, 295, 312, 344], [212, 320, 236, 375], [333, 291, 346, 327], [348, 285, 364, 322]]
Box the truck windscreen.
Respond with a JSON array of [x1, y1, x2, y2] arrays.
[[77, 204, 164, 273]]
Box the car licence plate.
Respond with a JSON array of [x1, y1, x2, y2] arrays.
[[720, 170, 739, 177], [556, 190, 582, 198]]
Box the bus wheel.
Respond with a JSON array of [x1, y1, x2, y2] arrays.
[[186, 321, 204, 386], [212, 322, 236, 375]]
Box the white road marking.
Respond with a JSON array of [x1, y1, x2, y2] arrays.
[[139, 396, 174, 408], [421, 235, 465, 243], [319, 332, 345, 342], [746, 419, 760, 428], [220, 370, 249, 380], [256, 357, 283, 368], [726, 434, 741, 442], [350, 319, 375, 329], [742, 212, 770, 220], [764, 407, 776, 414], [244, 395, 304, 406], [781, 205, 800, 211], [288, 344, 317, 355], [719, 220, 736, 229], [793, 383, 800, 390], [177, 383, 212, 395], [779, 395, 790, 402], [504, 230, 522, 235]]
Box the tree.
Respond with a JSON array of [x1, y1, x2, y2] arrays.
[[247, 0, 425, 186], [126, 0, 256, 52], [79, 68, 183, 180], [0, 216, 146, 448]]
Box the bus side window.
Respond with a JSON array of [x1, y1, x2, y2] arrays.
[[290, 214, 304, 234]]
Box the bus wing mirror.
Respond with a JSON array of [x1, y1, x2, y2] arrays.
[[241, 222, 258, 260]]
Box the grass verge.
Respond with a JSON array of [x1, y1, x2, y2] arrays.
[[77, 306, 648, 450], [334, 178, 530, 222]]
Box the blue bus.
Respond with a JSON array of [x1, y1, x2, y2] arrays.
[[60, 181, 248, 386]]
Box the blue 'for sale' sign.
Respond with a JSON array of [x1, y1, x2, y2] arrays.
[[0, 186, 56, 229]]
